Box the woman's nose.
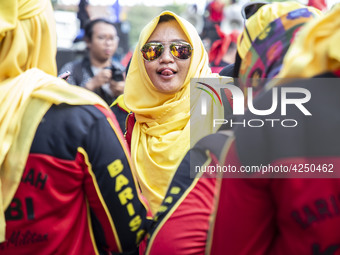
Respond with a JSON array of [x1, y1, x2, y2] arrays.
[[159, 47, 174, 63]]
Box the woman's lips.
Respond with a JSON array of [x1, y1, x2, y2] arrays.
[[158, 68, 177, 78], [161, 69, 174, 76]]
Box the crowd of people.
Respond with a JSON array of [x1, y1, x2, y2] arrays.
[[1, 0, 340, 254]]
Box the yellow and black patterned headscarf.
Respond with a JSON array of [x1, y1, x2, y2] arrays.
[[275, 3, 340, 79], [237, 1, 322, 60], [237, 2, 322, 94], [0, 0, 107, 242]]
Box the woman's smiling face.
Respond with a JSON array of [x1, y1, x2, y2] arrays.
[[144, 19, 191, 94]]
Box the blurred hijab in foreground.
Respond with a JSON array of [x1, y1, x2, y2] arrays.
[[236, 1, 322, 94], [275, 3, 340, 79], [0, 0, 107, 242]]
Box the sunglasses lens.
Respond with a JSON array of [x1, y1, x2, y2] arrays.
[[141, 43, 164, 61], [170, 43, 192, 59], [141, 42, 192, 61]]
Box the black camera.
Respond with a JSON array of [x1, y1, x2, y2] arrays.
[[105, 65, 125, 82]]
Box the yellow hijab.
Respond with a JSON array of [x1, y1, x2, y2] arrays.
[[124, 11, 230, 214], [237, 1, 323, 60], [274, 3, 340, 79], [0, 0, 108, 242]]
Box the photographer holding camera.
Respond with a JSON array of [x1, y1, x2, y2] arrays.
[[59, 18, 125, 106]]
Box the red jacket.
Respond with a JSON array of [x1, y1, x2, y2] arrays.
[[2, 104, 151, 254], [210, 74, 340, 254]]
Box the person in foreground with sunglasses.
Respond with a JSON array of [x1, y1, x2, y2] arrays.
[[123, 11, 233, 217], [0, 0, 151, 254]]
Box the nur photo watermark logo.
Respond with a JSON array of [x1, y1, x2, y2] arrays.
[[192, 78, 312, 129], [190, 77, 340, 179]]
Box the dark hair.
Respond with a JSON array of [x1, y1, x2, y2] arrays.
[[158, 14, 176, 24], [84, 18, 116, 41]]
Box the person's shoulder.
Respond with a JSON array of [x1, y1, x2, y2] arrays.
[[46, 104, 117, 135], [64, 58, 83, 68], [31, 104, 111, 158], [58, 58, 84, 74], [49, 104, 109, 124]]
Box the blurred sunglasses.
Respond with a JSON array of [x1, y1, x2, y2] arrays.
[[141, 42, 193, 61], [241, 1, 268, 41]]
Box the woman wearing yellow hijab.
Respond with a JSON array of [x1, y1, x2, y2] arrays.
[[0, 0, 150, 253], [124, 11, 231, 214]]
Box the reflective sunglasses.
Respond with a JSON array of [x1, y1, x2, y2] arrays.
[[241, 1, 268, 41], [141, 42, 193, 61]]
